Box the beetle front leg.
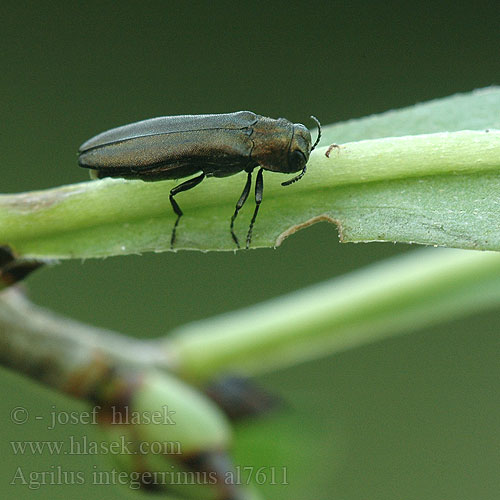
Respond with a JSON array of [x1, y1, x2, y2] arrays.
[[169, 173, 205, 248], [246, 168, 264, 249], [230, 171, 252, 248]]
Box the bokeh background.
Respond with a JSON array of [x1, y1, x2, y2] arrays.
[[1, 1, 499, 499]]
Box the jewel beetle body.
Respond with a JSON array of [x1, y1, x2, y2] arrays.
[[78, 111, 320, 248]]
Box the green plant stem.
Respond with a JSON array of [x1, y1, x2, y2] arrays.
[[0, 130, 498, 258], [164, 248, 500, 382]]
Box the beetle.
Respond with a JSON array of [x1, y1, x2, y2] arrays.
[[78, 111, 321, 249]]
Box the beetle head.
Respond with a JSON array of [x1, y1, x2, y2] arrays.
[[286, 123, 311, 173], [282, 116, 321, 186]]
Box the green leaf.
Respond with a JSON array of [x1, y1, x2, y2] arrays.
[[1, 87, 498, 259]]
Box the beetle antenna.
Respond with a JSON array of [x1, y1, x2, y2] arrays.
[[281, 166, 306, 186], [310, 115, 321, 151]]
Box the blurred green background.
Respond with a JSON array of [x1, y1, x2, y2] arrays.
[[1, 1, 499, 499]]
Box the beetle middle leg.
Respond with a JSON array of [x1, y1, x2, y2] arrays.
[[246, 168, 264, 249], [169, 173, 205, 248], [230, 171, 252, 248]]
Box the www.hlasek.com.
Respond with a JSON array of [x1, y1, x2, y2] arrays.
[[10, 434, 182, 456], [11, 465, 289, 490]]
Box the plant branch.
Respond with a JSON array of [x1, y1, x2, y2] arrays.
[[2, 248, 500, 385]]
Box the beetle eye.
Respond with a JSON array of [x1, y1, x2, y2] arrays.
[[289, 150, 306, 172]]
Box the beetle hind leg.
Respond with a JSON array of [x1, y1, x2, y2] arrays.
[[230, 171, 252, 248], [169, 173, 205, 248], [246, 168, 264, 249]]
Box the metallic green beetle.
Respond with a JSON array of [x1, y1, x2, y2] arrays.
[[78, 111, 320, 248]]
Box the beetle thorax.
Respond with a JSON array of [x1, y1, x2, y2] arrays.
[[250, 117, 293, 173]]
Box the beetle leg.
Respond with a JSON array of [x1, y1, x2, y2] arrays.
[[230, 171, 252, 248], [246, 168, 264, 249], [169, 173, 205, 248]]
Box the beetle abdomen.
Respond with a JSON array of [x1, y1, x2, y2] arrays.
[[90, 155, 254, 182]]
